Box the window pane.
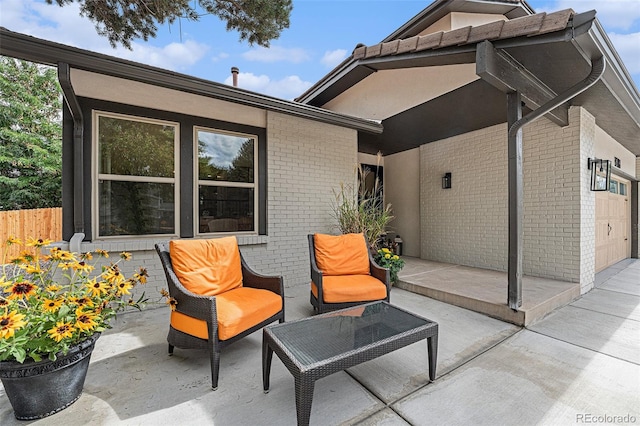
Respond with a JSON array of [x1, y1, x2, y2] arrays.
[[619, 182, 627, 196], [99, 181, 175, 236], [198, 130, 254, 183], [609, 180, 618, 194], [198, 186, 254, 233], [99, 116, 175, 177]]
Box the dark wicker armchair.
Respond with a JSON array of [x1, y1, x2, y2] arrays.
[[155, 238, 284, 390], [308, 233, 390, 314]]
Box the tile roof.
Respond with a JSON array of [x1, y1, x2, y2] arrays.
[[353, 9, 575, 60]]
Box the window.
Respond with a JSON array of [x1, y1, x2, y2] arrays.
[[95, 112, 179, 237], [619, 182, 627, 196], [195, 128, 257, 234], [609, 180, 619, 194]]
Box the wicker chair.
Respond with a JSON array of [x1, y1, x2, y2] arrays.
[[155, 238, 284, 390], [308, 233, 390, 314]]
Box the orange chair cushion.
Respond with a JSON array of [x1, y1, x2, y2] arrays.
[[169, 237, 242, 296], [313, 233, 370, 276], [311, 275, 387, 303], [170, 287, 282, 341]]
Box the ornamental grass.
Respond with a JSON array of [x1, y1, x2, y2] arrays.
[[0, 237, 148, 363]]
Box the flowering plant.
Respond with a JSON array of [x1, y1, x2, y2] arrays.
[[0, 237, 148, 363], [374, 247, 405, 284]]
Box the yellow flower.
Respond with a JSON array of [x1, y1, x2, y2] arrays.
[[86, 279, 109, 297], [72, 261, 94, 274], [134, 267, 148, 284], [381, 248, 392, 254], [45, 284, 62, 293], [384, 253, 391, 259], [0, 310, 26, 339], [74, 309, 98, 332], [103, 267, 125, 285], [24, 263, 42, 275], [166, 297, 178, 311], [0, 298, 9, 308], [47, 247, 75, 262], [95, 249, 109, 258], [80, 252, 93, 261], [47, 321, 74, 342], [70, 296, 94, 308], [116, 280, 134, 296], [5, 282, 37, 300], [160, 288, 170, 298], [42, 298, 63, 313], [5, 236, 22, 245], [26, 237, 53, 248], [120, 252, 132, 261], [393, 255, 399, 260]]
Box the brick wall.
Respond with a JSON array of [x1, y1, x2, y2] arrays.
[[420, 107, 595, 283], [239, 111, 357, 287], [68, 112, 358, 308]]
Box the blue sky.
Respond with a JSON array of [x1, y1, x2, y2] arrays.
[[1, 0, 638, 100]]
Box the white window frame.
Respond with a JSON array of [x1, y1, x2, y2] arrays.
[[92, 111, 180, 239], [194, 126, 258, 236]]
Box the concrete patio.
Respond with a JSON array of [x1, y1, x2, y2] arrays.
[[396, 258, 581, 326], [1, 259, 638, 425]]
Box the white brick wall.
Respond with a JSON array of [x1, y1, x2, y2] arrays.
[[239, 111, 357, 287], [71, 112, 358, 307], [420, 107, 595, 283]]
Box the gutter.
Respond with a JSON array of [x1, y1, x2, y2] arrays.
[[57, 63, 85, 250], [508, 56, 605, 139], [0, 28, 382, 135]]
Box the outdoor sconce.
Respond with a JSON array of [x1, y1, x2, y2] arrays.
[[588, 158, 611, 191], [442, 172, 452, 189]]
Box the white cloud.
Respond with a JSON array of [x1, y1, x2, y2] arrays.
[[550, 0, 640, 30], [242, 46, 310, 63], [223, 72, 312, 100], [105, 40, 209, 72], [608, 32, 640, 74], [211, 52, 230, 63], [0, 0, 209, 72], [321, 49, 348, 68]]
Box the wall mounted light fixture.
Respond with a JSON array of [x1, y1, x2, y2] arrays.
[[588, 158, 611, 191], [442, 172, 452, 189]]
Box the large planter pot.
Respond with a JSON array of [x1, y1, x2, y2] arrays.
[[0, 333, 100, 420]]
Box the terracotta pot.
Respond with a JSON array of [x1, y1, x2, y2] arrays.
[[0, 333, 100, 420]]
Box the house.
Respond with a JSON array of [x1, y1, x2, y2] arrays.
[[296, 0, 640, 307], [0, 27, 382, 299], [1, 0, 638, 312]]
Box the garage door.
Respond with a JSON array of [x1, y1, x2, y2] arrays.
[[595, 176, 631, 272]]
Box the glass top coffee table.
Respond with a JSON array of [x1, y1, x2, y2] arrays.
[[262, 301, 438, 426]]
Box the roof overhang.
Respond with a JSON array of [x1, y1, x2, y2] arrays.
[[297, 10, 640, 156], [0, 28, 383, 135]]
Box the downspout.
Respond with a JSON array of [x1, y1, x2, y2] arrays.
[[507, 56, 605, 140], [507, 55, 605, 309], [57, 63, 85, 252]]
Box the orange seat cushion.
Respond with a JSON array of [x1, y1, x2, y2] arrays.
[[170, 287, 282, 341], [169, 237, 242, 296], [314, 233, 370, 276], [311, 275, 387, 303]]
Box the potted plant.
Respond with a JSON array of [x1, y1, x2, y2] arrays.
[[374, 247, 405, 285], [0, 237, 148, 420], [332, 155, 394, 252]]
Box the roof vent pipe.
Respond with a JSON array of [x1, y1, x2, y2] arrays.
[[231, 67, 239, 87]]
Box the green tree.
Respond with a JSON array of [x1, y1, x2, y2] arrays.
[[47, 0, 293, 49], [0, 57, 62, 211]]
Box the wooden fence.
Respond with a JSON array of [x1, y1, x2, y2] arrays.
[[0, 208, 63, 261]]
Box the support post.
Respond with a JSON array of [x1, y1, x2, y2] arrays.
[[507, 92, 523, 309]]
